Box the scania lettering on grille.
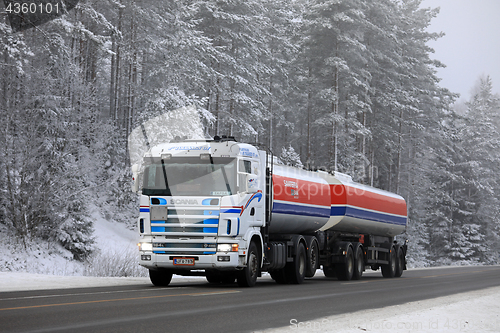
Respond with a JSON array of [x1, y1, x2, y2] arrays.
[[170, 199, 199, 205]]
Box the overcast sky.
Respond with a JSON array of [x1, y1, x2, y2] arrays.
[[420, 0, 500, 100]]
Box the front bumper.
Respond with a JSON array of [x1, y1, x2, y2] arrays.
[[139, 251, 244, 271]]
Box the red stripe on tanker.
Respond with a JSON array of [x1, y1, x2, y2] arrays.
[[330, 184, 407, 216]]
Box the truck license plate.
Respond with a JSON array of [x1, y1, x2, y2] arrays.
[[173, 258, 195, 266]]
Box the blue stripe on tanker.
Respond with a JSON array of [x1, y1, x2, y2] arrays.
[[273, 202, 330, 218], [331, 206, 407, 226]]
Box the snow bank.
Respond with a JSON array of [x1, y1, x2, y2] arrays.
[[0, 206, 142, 277], [0, 272, 208, 292], [262, 286, 500, 333], [0, 272, 149, 292]]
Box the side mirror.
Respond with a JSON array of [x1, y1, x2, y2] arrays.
[[246, 174, 259, 193], [131, 164, 140, 193]]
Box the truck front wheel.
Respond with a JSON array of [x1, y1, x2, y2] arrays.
[[149, 269, 173, 287], [237, 242, 260, 287]]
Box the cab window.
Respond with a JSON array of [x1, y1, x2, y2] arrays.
[[239, 159, 252, 174]]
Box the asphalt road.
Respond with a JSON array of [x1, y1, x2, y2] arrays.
[[1, 266, 499, 333]]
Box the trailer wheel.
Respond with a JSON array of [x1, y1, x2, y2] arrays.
[[336, 245, 354, 281], [286, 242, 306, 284], [306, 239, 319, 278], [395, 247, 405, 278], [382, 246, 397, 278], [352, 245, 364, 280], [149, 269, 173, 287], [237, 242, 260, 287]]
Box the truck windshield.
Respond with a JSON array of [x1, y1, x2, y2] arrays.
[[142, 157, 237, 196]]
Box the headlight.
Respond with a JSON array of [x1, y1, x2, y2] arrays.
[[138, 242, 153, 252], [217, 243, 238, 252]]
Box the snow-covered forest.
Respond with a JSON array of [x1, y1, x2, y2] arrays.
[[1, 0, 499, 273]]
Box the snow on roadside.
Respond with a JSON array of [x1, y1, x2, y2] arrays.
[[0, 272, 204, 292], [90, 207, 138, 253], [260, 286, 500, 333], [0, 224, 83, 276], [0, 272, 149, 292], [0, 206, 141, 277]]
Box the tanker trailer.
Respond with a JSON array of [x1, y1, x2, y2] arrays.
[[264, 165, 407, 284]]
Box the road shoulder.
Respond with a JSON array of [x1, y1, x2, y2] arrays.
[[260, 285, 500, 333]]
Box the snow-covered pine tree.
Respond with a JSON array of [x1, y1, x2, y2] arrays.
[[302, 0, 371, 174], [194, 0, 269, 141], [451, 76, 500, 264], [280, 145, 304, 168]]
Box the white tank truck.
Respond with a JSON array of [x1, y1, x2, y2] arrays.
[[132, 136, 408, 287]]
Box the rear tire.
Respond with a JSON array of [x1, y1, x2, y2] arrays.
[[285, 243, 306, 284], [382, 246, 397, 278], [305, 240, 319, 278], [395, 246, 405, 278], [237, 242, 260, 287], [336, 245, 354, 281], [352, 245, 364, 280], [149, 269, 173, 287]]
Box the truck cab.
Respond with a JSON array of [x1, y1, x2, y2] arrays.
[[134, 137, 267, 286]]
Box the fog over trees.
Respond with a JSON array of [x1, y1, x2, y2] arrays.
[[1, 0, 499, 266]]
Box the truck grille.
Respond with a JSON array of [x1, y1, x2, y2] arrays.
[[150, 206, 219, 255]]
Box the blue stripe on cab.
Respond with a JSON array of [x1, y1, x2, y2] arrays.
[[204, 218, 218, 233], [140, 208, 150, 213], [151, 198, 167, 205], [222, 209, 241, 214]]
